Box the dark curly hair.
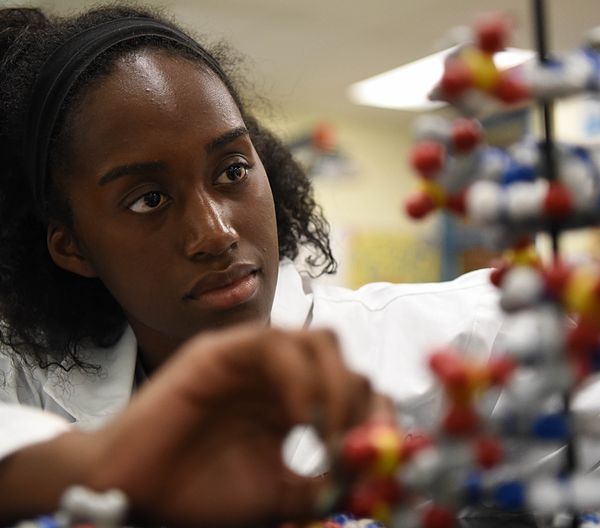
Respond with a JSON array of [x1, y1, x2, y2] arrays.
[[0, 5, 336, 370]]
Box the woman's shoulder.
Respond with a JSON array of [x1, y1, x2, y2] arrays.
[[310, 268, 498, 313], [302, 268, 503, 408], [0, 327, 138, 425], [0, 344, 47, 405]]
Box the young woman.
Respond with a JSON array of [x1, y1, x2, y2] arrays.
[[0, 4, 502, 525]]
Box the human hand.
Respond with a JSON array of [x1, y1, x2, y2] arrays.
[[87, 326, 389, 527]]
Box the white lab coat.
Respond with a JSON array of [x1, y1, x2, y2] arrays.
[[0, 259, 505, 474]]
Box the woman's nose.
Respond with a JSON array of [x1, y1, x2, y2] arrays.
[[182, 194, 240, 259]]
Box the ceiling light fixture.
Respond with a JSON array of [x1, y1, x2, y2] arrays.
[[348, 47, 535, 112]]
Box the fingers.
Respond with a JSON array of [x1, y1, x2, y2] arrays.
[[302, 329, 373, 441], [249, 328, 376, 439], [370, 392, 396, 422], [252, 329, 320, 426], [172, 324, 384, 447]]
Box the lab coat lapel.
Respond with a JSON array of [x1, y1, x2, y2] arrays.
[[41, 326, 137, 428], [270, 259, 313, 329]]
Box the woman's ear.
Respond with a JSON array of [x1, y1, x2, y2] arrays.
[[47, 221, 97, 278]]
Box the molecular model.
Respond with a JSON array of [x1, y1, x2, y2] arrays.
[[329, 4, 600, 528]]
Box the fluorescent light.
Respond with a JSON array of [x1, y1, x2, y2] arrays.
[[348, 47, 535, 112]]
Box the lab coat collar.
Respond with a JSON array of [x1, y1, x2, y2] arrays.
[[42, 326, 137, 428], [41, 260, 313, 427], [271, 259, 314, 329]]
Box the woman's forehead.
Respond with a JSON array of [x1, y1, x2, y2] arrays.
[[74, 49, 241, 132], [65, 49, 245, 171], [117, 50, 179, 99], [104, 48, 231, 108]]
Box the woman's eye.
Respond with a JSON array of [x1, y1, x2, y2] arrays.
[[216, 163, 249, 184], [128, 191, 169, 213]]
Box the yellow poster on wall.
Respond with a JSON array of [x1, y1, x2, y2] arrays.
[[347, 230, 440, 288]]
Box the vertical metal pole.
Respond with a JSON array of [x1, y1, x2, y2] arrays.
[[533, 0, 560, 252], [532, 1, 577, 526]]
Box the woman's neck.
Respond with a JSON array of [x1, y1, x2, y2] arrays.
[[127, 320, 184, 375]]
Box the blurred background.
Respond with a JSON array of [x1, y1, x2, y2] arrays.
[[6, 0, 600, 286]]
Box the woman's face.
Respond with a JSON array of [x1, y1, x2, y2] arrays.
[[50, 49, 279, 360]]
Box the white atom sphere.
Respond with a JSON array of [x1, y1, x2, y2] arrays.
[[500, 266, 545, 311], [561, 157, 595, 211], [466, 180, 502, 223], [571, 475, 600, 511], [413, 115, 451, 143], [506, 180, 547, 221], [527, 478, 567, 514]]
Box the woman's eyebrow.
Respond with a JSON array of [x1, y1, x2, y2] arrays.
[[205, 126, 249, 154], [97, 127, 249, 186], [98, 161, 167, 186]]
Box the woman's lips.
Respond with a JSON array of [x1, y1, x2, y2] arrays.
[[185, 265, 260, 310]]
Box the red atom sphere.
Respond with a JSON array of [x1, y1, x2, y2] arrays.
[[346, 478, 403, 518], [443, 405, 480, 436], [341, 425, 379, 470], [410, 141, 445, 178], [475, 436, 503, 468], [440, 60, 473, 98], [568, 321, 599, 352], [402, 433, 433, 460], [405, 193, 436, 220], [487, 356, 517, 385], [543, 262, 571, 297], [451, 119, 482, 153], [429, 352, 469, 388], [422, 504, 457, 528], [544, 183, 572, 218], [475, 13, 510, 53], [446, 191, 467, 215], [494, 73, 530, 104], [490, 264, 508, 287]]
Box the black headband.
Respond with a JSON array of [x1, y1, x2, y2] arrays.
[[25, 17, 225, 219]]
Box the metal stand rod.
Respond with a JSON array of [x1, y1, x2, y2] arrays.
[[532, 2, 577, 527]]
